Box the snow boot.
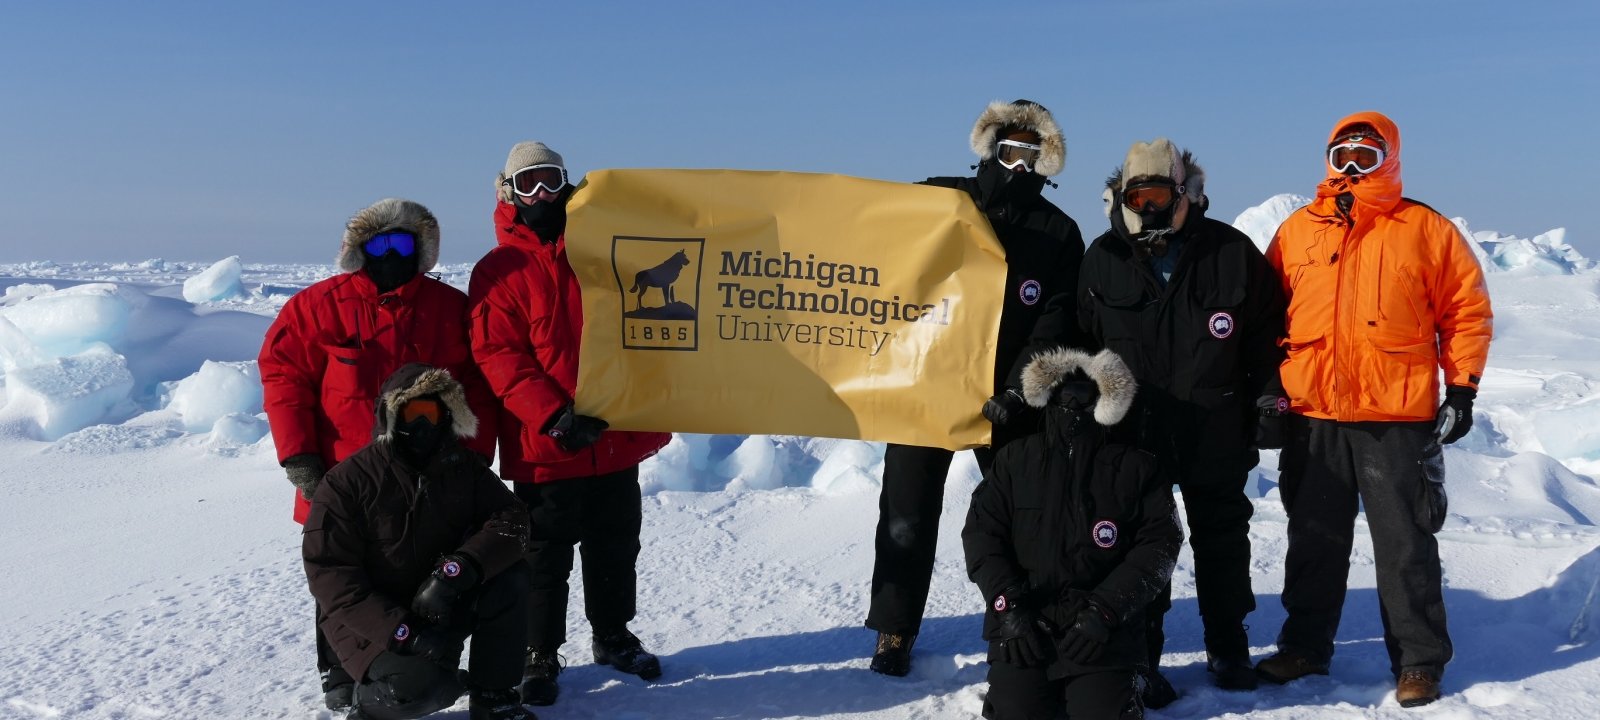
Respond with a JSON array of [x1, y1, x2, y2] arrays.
[[1396, 669, 1441, 707], [1138, 667, 1179, 709], [470, 687, 540, 720], [869, 632, 916, 677], [322, 666, 354, 710], [520, 649, 562, 706], [1204, 624, 1258, 691], [1255, 647, 1330, 684], [592, 627, 662, 681], [1207, 652, 1259, 691]]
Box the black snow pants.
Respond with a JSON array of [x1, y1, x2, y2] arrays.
[[867, 417, 1034, 636], [1275, 418, 1452, 677], [514, 466, 644, 652], [1144, 441, 1259, 665], [350, 561, 532, 719], [982, 661, 1143, 720]]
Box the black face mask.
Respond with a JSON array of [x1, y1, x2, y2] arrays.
[[364, 250, 419, 293], [1047, 379, 1102, 442], [515, 197, 567, 242], [395, 414, 445, 463], [975, 160, 1045, 210]]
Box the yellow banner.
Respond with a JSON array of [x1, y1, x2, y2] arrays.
[[567, 169, 1005, 450]]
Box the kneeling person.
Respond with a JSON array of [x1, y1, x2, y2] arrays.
[[303, 363, 540, 720], [963, 349, 1182, 720]]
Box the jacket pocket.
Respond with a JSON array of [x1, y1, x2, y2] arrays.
[[320, 343, 374, 406], [1416, 440, 1448, 534], [1366, 330, 1438, 417]]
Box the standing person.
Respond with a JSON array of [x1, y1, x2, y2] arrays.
[[962, 348, 1182, 720], [259, 198, 499, 711], [1254, 111, 1492, 708], [303, 363, 539, 720], [1075, 139, 1286, 703], [868, 99, 1085, 677], [469, 142, 671, 707]]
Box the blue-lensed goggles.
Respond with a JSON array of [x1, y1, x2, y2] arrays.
[[363, 231, 416, 257]]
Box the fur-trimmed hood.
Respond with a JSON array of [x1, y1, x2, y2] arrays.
[[337, 198, 442, 275], [1020, 348, 1137, 426], [373, 363, 478, 443], [969, 99, 1067, 177]]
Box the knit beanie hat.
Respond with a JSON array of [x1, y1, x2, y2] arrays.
[[496, 142, 565, 203]]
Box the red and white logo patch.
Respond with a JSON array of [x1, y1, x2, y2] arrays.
[[1276, 397, 1290, 413], [393, 623, 411, 642], [993, 594, 1009, 612], [443, 560, 462, 578], [1208, 312, 1234, 339], [1092, 520, 1119, 548]]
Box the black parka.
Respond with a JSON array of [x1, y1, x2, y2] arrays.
[[963, 348, 1182, 679], [923, 163, 1085, 396], [1075, 208, 1285, 459], [302, 365, 529, 682]]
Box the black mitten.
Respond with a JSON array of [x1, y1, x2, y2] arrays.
[[982, 389, 1028, 426], [544, 405, 608, 452], [1059, 601, 1115, 665], [1435, 386, 1475, 444], [412, 554, 481, 624]]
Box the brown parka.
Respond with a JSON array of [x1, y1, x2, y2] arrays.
[[302, 364, 529, 681]]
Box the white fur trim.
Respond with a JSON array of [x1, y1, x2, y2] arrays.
[[1019, 348, 1137, 426]]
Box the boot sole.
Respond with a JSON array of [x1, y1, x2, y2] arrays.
[[1399, 695, 1440, 708], [594, 649, 662, 681]]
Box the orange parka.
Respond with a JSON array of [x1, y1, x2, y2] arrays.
[[1264, 111, 1493, 423]]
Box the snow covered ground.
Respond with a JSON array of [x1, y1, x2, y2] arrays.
[[3, 198, 1600, 718]]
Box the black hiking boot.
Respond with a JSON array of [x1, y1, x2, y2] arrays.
[[1139, 667, 1179, 709], [470, 687, 540, 720], [869, 632, 916, 677], [593, 627, 662, 681], [1208, 652, 1260, 691], [520, 649, 562, 706]]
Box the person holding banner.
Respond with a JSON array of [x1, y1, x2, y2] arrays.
[[468, 141, 671, 708], [1071, 139, 1286, 705], [868, 99, 1085, 676], [963, 348, 1181, 720]]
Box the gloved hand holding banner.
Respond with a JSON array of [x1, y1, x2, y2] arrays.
[[567, 169, 1006, 450]]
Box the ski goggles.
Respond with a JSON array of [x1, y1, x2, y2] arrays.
[[505, 164, 569, 197], [1122, 181, 1183, 212], [363, 231, 416, 257], [400, 398, 443, 425], [996, 139, 1042, 172], [1327, 141, 1385, 175]]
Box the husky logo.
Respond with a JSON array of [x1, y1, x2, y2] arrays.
[[1092, 520, 1118, 548], [1208, 311, 1234, 339], [1019, 279, 1042, 306], [613, 236, 705, 351]]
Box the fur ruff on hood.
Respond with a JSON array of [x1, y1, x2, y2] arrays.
[[1020, 348, 1137, 427], [337, 198, 442, 275], [375, 363, 478, 443], [969, 99, 1067, 177]]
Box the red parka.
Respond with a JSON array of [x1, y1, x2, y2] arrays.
[[468, 202, 669, 483], [260, 270, 498, 523]]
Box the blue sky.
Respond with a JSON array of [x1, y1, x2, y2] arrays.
[[1, 0, 1595, 264]]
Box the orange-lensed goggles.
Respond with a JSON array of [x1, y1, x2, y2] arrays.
[[1122, 182, 1181, 212], [400, 398, 443, 425], [1328, 141, 1385, 175]]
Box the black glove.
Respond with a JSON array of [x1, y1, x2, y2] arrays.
[[1254, 393, 1292, 450], [992, 588, 1056, 667], [393, 619, 462, 664], [544, 404, 608, 452], [982, 388, 1028, 426], [1435, 385, 1476, 445], [411, 554, 481, 624], [1059, 601, 1115, 665], [283, 454, 325, 500]]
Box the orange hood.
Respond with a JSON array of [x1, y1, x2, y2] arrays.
[[1311, 110, 1403, 216]]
